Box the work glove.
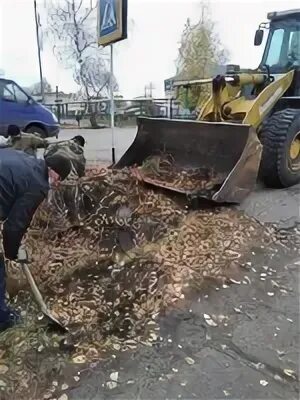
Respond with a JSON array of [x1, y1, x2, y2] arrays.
[[16, 247, 29, 264]]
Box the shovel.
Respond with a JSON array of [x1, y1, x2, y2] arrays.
[[18, 249, 68, 333]]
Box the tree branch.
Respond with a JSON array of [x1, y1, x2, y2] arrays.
[[46, 0, 117, 101]]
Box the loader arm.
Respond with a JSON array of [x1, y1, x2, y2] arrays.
[[197, 70, 294, 127]]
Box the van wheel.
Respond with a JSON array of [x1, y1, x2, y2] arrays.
[[25, 125, 47, 138]]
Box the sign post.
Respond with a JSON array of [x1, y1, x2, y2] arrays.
[[97, 0, 128, 164], [110, 44, 115, 163]]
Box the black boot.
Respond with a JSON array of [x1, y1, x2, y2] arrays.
[[0, 255, 21, 332]]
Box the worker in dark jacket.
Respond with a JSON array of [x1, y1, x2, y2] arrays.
[[0, 147, 81, 331]]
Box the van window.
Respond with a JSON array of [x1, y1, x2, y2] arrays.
[[1, 82, 28, 103], [2, 83, 15, 101]]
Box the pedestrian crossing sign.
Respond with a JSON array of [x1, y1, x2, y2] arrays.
[[97, 0, 128, 46]]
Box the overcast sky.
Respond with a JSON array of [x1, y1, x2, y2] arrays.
[[0, 0, 299, 98]]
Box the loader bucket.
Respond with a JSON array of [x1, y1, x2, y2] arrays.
[[115, 117, 262, 203]]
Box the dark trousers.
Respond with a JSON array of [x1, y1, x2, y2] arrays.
[[0, 254, 19, 325], [0, 254, 8, 318]]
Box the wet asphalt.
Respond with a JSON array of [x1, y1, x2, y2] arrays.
[[60, 129, 299, 400]]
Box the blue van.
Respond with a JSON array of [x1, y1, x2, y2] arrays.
[[0, 78, 59, 138]]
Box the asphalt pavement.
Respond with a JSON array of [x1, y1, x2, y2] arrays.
[[59, 127, 137, 164], [59, 128, 299, 400]]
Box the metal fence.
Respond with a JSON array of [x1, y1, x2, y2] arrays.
[[44, 98, 197, 128]]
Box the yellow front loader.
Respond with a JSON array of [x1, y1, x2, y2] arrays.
[[116, 9, 300, 203]]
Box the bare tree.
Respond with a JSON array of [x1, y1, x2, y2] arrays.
[[74, 54, 118, 99], [29, 78, 52, 95], [46, 0, 118, 127], [176, 2, 229, 110]]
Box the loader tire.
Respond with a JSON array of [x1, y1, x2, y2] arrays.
[[260, 108, 300, 188]]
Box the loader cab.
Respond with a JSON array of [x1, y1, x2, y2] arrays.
[[256, 9, 300, 100], [256, 9, 300, 74]]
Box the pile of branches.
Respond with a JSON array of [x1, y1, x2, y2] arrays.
[[2, 167, 275, 399], [25, 169, 273, 348], [139, 154, 227, 193]]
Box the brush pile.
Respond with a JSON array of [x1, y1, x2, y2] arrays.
[[136, 154, 227, 194], [1, 166, 275, 399]]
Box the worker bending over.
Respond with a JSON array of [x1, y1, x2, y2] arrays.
[[6, 125, 47, 156], [0, 147, 84, 331]]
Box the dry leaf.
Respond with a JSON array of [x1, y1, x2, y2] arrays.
[[271, 280, 280, 287], [260, 380, 268, 386], [61, 383, 69, 390], [106, 381, 117, 390], [0, 365, 8, 374], [229, 279, 241, 284], [273, 374, 283, 382], [203, 314, 218, 327], [253, 362, 264, 370], [217, 315, 228, 322], [58, 395, 68, 400], [110, 371, 119, 381], [185, 357, 195, 365], [149, 333, 158, 341], [72, 355, 86, 364], [233, 307, 242, 313], [283, 369, 296, 378]]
